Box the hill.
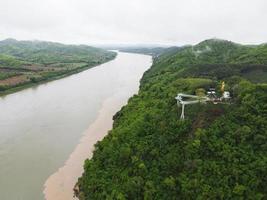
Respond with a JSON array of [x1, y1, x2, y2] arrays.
[[76, 39, 267, 199], [0, 39, 116, 95], [118, 46, 180, 58]]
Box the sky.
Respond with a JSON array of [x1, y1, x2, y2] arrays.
[[0, 0, 266, 46]]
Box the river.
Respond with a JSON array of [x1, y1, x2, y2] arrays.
[[0, 52, 152, 200]]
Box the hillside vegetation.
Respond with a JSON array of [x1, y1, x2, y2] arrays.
[[76, 39, 267, 199], [118, 47, 180, 58], [0, 39, 116, 95]]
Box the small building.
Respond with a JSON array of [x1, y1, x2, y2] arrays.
[[223, 91, 230, 99]]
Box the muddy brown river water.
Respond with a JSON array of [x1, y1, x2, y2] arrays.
[[0, 52, 152, 200]]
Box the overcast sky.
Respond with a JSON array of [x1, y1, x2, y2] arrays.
[[0, 0, 266, 45]]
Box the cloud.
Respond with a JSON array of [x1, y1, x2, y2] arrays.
[[0, 0, 266, 45]]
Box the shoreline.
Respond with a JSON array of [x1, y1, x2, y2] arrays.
[[43, 92, 130, 200]]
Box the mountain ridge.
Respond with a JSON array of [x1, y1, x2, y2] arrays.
[[76, 39, 267, 199]]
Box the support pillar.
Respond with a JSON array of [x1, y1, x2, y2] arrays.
[[180, 104, 185, 120]]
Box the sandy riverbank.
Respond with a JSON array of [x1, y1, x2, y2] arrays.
[[43, 93, 128, 200]]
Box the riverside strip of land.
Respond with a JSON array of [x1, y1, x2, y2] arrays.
[[0, 38, 116, 96]]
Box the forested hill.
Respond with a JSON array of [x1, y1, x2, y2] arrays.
[[0, 38, 116, 95], [118, 46, 180, 57], [77, 39, 267, 199]]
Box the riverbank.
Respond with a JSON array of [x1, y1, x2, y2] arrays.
[[42, 52, 152, 200], [43, 90, 134, 200], [0, 52, 152, 200], [0, 55, 116, 97]]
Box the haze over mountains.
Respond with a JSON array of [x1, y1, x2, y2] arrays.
[[1, 0, 267, 45]]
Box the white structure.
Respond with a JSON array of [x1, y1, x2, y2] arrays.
[[222, 91, 230, 99], [175, 93, 210, 120], [207, 88, 217, 99], [176, 82, 231, 120], [176, 91, 231, 120]]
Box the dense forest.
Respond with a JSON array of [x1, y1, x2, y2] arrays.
[[76, 39, 267, 199], [0, 38, 116, 95]]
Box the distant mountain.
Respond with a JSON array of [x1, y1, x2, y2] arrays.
[[144, 39, 267, 82], [117, 46, 181, 58], [0, 38, 116, 95], [0, 38, 115, 65], [0, 38, 18, 45]]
